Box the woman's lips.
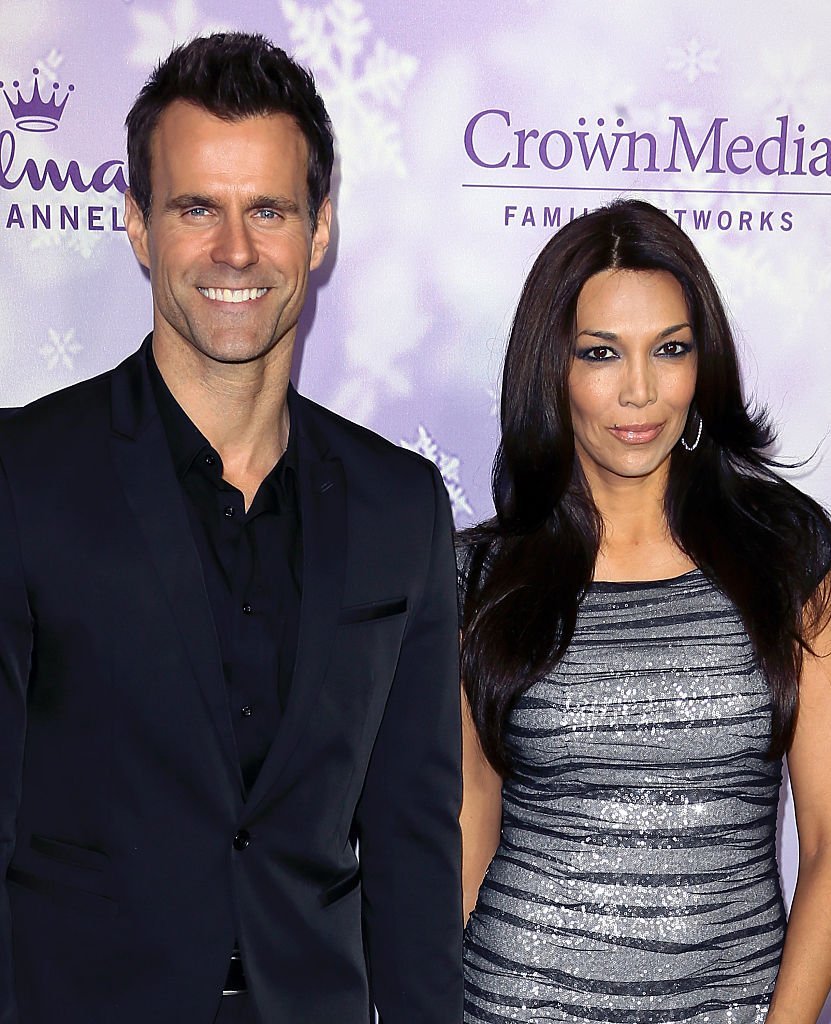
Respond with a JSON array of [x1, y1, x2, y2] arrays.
[[608, 422, 664, 444]]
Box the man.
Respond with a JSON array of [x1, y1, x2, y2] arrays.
[[0, 33, 462, 1024]]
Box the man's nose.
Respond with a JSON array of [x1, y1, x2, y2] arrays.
[[210, 214, 259, 270]]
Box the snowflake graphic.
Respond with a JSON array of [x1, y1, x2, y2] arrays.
[[282, 0, 418, 189], [25, 48, 64, 94], [29, 219, 109, 261], [400, 425, 473, 526], [40, 328, 81, 371], [743, 43, 831, 121], [128, 0, 229, 65], [666, 38, 718, 85]]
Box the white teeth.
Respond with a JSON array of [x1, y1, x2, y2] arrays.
[[198, 287, 268, 303]]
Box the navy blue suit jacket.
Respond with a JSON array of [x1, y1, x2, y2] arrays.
[[0, 340, 463, 1024]]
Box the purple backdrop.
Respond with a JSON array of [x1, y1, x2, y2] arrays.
[[2, 1, 829, 1012]]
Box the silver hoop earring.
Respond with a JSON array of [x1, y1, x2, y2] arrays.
[[680, 412, 702, 452]]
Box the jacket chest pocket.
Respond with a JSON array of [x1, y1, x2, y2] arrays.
[[317, 602, 409, 729], [337, 596, 407, 625]]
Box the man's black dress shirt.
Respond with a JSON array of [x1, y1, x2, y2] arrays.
[[148, 349, 301, 793]]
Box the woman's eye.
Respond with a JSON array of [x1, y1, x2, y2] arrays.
[[577, 346, 617, 362], [657, 340, 693, 357]]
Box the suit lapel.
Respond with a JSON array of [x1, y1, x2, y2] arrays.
[[108, 342, 241, 782], [247, 393, 347, 810]]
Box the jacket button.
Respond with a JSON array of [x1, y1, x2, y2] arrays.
[[233, 830, 250, 851]]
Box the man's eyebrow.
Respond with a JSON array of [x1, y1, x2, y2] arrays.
[[164, 194, 217, 212], [247, 194, 301, 215], [163, 194, 303, 216]]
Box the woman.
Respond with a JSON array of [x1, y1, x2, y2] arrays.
[[459, 200, 831, 1023]]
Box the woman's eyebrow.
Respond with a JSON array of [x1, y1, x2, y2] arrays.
[[575, 323, 692, 342], [659, 322, 692, 337], [576, 329, 618, 341]]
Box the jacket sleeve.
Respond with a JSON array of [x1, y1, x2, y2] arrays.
[[0, 454, 32, 1024], [354, 460, 463, 1024]]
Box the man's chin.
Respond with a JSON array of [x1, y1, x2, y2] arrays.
[[188, 332, 288, 367]]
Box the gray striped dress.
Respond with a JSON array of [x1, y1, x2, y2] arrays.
[[463, 570, 784, 1023]]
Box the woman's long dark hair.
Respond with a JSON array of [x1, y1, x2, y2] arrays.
[[460, 199, 831, 776]]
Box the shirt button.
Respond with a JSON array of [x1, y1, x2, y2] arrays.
[[233, 830, 250, 851], [223, 506, 235, 518], [240, 705, 253, 718], [204, 454, 216, 467], [242, 603, 252, 615]]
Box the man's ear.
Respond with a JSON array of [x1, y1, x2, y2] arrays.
[[124, 190, 151, 270], [309, 196, 332, 271]]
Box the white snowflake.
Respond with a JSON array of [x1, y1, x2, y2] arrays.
[[29, 224, 109, 261], [26, 47, 64, 94], [743, 43, 831, 121], [400, 425, 473, 526], [666, 38, 718, 85], [128, 0, 229, 66], [282, 0, 418, 189], [40, 328, 81, 370]]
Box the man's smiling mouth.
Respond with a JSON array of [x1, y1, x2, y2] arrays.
[[197, 287, 269, 303]]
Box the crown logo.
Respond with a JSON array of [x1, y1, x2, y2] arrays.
[[0, 68, 74, 132]]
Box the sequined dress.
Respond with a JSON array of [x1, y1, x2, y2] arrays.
[[463, 570, 784, 1023]]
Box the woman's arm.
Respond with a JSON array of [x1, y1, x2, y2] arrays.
[[766, 611, 831, 1024], [460, 688, 503, 922]]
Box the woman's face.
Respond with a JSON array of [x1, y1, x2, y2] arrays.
[[568, 268, 697, 494]]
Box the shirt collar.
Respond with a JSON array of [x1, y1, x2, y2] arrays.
[[146, 342, 300, 484]]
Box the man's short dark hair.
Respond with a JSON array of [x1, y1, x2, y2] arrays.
[[126, 32, 334, 224]]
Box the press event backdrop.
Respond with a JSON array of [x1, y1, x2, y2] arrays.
[[2, 0, 830, 1003]]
